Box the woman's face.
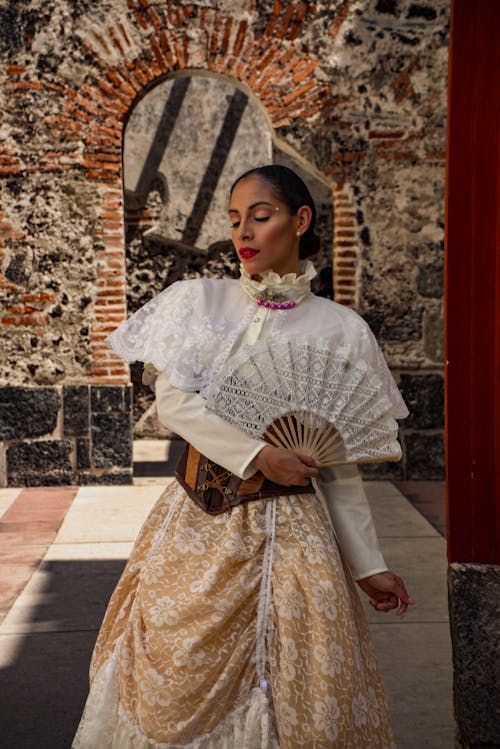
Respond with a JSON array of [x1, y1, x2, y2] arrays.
[[229, 175, 308, 277]]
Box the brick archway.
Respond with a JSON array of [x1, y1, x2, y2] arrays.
[[40, 2, 335, 385]]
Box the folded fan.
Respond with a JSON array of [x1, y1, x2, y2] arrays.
[[206, 338, 405, 466]]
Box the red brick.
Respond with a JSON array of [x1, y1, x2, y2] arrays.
[[159, 30, 175, 69], [128, 2, 149, 31], [91, 375, 129, 384], [374, 151, 418, 161], [0, 166, 21, 176], [219, 17, 233, 56], [117, 19, 132, 47], [21, 292, 55, 303], [292, 59, 319, 84], [330, 0, 352, 40], [150, 34, 169, 71], [95, 77, 131, 106], [106, 69, 137, 98], [5, 80, 43, 92], [1, 313, 47, 327], [232, 19, 248, 56], [277, 3, 295, 38], [369, 130, 406, 139], [336, 250, 357, 258], [266, 0, 283, 35]]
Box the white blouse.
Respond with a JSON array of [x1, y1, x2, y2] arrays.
[[109, 261, 407, 580]]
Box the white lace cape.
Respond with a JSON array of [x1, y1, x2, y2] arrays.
[[107, 277, 408, 420]]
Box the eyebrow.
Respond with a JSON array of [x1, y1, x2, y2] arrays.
[[228, 201, 276, 215]]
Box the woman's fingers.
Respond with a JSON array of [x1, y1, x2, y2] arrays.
[[358, 571, 416, 616], [252, 446, 319, 485]]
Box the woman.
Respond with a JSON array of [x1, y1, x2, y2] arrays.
[[73, 165, 413, 748]]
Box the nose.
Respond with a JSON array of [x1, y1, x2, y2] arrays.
[[239, 215, 253, 240]]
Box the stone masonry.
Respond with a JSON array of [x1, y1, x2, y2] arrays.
[[0, 0, 449, 485]]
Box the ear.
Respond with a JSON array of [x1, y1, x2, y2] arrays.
[[296, 205, 312, 235]]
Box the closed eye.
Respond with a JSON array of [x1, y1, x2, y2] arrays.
[[230, 216, 271, 229]]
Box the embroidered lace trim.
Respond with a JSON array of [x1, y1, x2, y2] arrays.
[[255, 498, 277, 694], [239, 259, 316, 303], [73, 649, 279, 749], [206, 337, 408, 464], [107, 279, 256, 396], [112, 689, 279, 748]]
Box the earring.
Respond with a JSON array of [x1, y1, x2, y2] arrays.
[[296, 231, 301, 236]]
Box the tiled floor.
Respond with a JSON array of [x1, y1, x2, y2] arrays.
[[0, 479, 454, 749]]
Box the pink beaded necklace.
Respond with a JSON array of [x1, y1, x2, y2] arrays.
[[256, 298, 296, 310]]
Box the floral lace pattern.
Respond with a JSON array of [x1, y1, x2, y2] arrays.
[[74, 482, 395, 748], [107, 279, 257, 396]]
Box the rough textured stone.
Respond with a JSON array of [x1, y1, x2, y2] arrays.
[[359, 459, 404, 481], [0, 0, 448, 479], [80, 470, 133, 485], [0, 387, 60, 440], [417, 262, 444, 297], [399, 373, 444, 429], [134, 403, 176, 439], [423, 304, 444, 363], [448, 563, 500, 746], [404, 432, 445, 480], [6, 440, 73, 486], [91, 413, 132, 468], [76, 438, 91, 470], [63, 386, 89, 437], [91, 386, 127, 414]]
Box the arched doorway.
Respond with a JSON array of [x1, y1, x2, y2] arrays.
[[121, 71, 333, 473]]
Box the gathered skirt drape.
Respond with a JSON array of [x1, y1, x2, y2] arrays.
[[73, 481, 395, 749]]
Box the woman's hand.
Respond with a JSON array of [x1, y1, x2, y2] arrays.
[[252, 445, 320, 486], [357, 571, 416, 616]]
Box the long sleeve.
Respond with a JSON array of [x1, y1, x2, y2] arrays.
[[155, 372, 266, 480], [315, 464, 388, 581]]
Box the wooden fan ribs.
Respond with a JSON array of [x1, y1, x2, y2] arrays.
[[207, 338, 403, 467]]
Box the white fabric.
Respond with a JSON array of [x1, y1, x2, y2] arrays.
[[315, 464, 388, 580], [155, 374, 386, 580], [205, 336, 404, 464], [73, 642, 279, 749], [108, 260, 405, 580], [239, 259, 317, 303], [107, 263, 408, 417], [155, 373, 264, 479]]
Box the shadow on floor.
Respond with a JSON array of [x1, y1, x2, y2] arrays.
[[0, 559, 126, 749]]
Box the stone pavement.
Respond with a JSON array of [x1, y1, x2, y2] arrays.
[[0, 448, 454, 748]]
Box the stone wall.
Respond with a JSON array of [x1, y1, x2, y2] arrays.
[[0, 384, 132, 486], [0, 0, 449, 485]]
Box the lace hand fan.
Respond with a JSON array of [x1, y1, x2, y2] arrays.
[[206, 338, 406, 466]]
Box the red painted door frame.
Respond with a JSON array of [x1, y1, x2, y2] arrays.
[[445, 0, 500, 563]]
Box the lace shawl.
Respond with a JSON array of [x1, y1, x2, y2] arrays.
[[107, 278, 256, 395], [107, 276, 408, 419]]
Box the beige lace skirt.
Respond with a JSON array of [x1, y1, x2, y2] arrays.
[[73, 482, 395, 749]]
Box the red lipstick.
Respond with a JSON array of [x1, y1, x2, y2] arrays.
[[239, 247, 260, 259]]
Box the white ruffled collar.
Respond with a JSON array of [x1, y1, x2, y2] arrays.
[[239, 260, 317, 304]]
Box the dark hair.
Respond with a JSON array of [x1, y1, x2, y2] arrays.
[[230, 165, 321, 259]]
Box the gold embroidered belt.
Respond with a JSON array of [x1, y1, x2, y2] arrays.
[[176, 443, 315, 515]]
